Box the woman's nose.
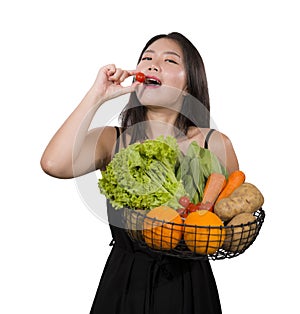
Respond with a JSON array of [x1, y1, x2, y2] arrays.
[[148, 64, 159, 72]]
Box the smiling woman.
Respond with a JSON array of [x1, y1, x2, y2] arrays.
[[132, 38, 188, 118], [40, 32, 239, 314]]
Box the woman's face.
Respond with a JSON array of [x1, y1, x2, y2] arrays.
[[135, 38, 187, 109]]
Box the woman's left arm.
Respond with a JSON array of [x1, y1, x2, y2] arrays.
[[208, 131, 239, 174]]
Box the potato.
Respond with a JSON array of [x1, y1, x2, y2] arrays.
[[223, 213, 257, 252], [214, 182, 264, 221]]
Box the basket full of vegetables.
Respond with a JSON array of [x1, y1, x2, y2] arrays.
[[98, 136, 265, 260]]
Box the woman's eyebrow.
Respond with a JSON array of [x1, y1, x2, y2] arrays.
[[144, 49, 181, 58], [164, 51, 181, 58]]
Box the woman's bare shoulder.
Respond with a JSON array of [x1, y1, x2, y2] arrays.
[[186, 127, 239, 173], [89, 125, 117, 144]]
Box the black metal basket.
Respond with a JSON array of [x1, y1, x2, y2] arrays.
[[123, 208, 265, 260]]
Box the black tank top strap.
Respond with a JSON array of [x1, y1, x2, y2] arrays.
[[204, 129, 215, 149], [114, 126, 121, 154]]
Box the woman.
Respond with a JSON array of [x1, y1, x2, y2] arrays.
[[41, 32, 239, 314]]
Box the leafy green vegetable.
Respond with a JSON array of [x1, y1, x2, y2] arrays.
[[176, 141, 228, 203], [98, 136, 186, 210], [99, 137, 227, 210]]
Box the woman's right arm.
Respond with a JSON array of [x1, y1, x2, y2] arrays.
[[40, 64, 139, 179]]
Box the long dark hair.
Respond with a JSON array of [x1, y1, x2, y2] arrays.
[[120, 32, 210, 140]]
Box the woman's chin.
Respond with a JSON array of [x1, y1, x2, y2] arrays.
[[135, 85, 185, 111]]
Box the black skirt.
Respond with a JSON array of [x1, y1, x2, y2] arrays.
[[90, 205, 222, 314]]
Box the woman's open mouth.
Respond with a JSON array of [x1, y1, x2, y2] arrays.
[[144, 76, 162, 87]]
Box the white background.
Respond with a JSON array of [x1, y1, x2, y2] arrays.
[[1, 0, 299, 313]]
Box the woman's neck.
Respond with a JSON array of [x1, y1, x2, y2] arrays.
[[145, 107, 180, 139]]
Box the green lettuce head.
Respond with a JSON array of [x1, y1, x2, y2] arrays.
[[98, 136, 186, 210]]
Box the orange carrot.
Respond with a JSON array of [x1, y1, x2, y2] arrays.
[[201, 173, 227, 205], [215, 170, 246, 203]]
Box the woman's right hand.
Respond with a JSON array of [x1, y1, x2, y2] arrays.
[[91, 64, 141, 104]]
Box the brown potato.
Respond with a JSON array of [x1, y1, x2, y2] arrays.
[[223, 213, 257, 252], [214, 182, 264, 221]]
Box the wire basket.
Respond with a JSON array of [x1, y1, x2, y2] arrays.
[[123, 208, 265, 260]]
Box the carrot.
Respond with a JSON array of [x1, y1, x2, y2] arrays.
[[215, 170, 245, 203], [201, 173, 226, 205]]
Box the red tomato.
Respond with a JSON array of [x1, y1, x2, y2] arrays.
[[187, 203, 198, 213], [195, 202, 203, 211], [182, 212, 188, 218], [196, 202, 214, 212], [179, 196, 190, 208], [176, 208, 188, 218], [135, 72, 146, 83], [176, 208, 186, 215]]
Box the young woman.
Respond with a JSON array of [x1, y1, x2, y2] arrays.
[[41, 32, 239, 314]]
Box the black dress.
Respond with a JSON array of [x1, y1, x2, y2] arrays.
[[90, 128, 222, 314]]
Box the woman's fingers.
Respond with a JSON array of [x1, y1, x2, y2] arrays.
[[92, 65, 140, 102], [108, 68, 137, 84]]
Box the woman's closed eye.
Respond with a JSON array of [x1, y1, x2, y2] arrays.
[[141, 57, 178, 64], [165, 59, 178, 64]]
